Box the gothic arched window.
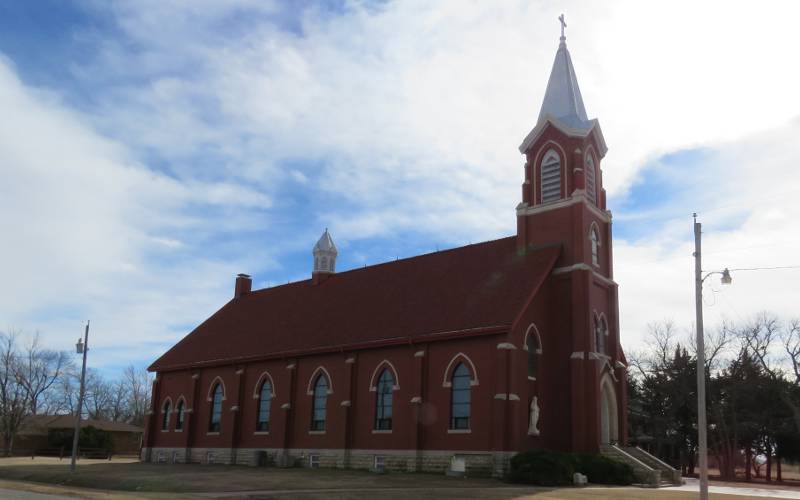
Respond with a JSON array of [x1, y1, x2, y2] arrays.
[[374, 369, 394, 430], [209, 384, 223, 432], [311, 374, 328, 431], [585, 153, 597, 204], [450, 363, 471, 430], [590, 227, 600, 266], [595, 316, 608, 354], [540, 149, 562, 204], [161, 400, 172, 431], [527, 333, 540, 378], [256, 380, 272, 432], [175, 400, 185, 431]]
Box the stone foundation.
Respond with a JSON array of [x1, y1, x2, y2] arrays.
[[141, 447, 512, 477]]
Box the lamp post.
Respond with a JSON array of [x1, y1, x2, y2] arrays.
[[693, 214, 732, 500], [70, 320, 90, 473]]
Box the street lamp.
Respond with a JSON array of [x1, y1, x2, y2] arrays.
[[693, 215, 732, 500], [70, 321, 90, 473]]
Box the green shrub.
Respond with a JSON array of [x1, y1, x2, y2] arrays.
[[507, 450, 578, 486], [47, 425, 115, 454], [507, 450, 634, 486], [577, 453, 634, 485]]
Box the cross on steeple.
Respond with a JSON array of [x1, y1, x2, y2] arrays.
[[559, 14, 567, 41]]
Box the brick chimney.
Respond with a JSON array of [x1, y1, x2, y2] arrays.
[[234, 273, 252, 298]]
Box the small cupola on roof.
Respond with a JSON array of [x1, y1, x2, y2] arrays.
[[312, 229, 337, 282]]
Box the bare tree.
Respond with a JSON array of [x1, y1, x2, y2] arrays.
[[15, 333, 70, 415], [783, 319, 800, 385], [84, 369, 113, 420], [735, 313, 800, 433], [0, 332, 27, 455], [123, 365, 152, 426]]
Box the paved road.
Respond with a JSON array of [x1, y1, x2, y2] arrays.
[[663, 478, 800, 499], [0, 489, 75, 500]]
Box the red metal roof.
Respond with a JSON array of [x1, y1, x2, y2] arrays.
[[150, 237, 560, 372]]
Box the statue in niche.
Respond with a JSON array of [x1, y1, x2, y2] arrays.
[[528, 396, 540, 436]]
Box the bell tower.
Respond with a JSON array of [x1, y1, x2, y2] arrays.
[[515, 16, 626, 453], [516, 16, 610, 276]]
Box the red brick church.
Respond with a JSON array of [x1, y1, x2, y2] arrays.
[[142, 26, 628, 477]]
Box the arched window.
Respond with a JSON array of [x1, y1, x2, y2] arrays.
[[540, 149, 562, 203], [590, 227, 600, 266], [175, 400, 185, 431], [450, 363, 471, 430], [595, 316, 608, 354], [527, 334, 540, 378], [161, 400, 172, 431], [209, 384, 223, 432], [256, 380, 272, 432], [311, 374, 328, 431], [585, 154, 597, 204], [374, 369, 394, 430], [321, 257, 328, 271]]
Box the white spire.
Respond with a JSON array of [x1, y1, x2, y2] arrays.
[[536, 14, 590, 130], [313, 228, 337, 274], [519, 15, 607, 156]]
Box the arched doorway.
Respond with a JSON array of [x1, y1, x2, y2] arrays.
[[600, 373, 619, 444]]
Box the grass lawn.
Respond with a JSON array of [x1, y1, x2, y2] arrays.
[[0, 457, 785, 499]]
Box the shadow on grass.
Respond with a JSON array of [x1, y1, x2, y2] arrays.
[[0, 461, 508, 494]]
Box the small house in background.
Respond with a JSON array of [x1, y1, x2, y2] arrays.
[[15, 415, 143, 456]]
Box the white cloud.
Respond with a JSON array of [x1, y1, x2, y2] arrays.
[[616, 118, 800, 351], [2, 0, 800, 367], [0, 57, 271, 369]]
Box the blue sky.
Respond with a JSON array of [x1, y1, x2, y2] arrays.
[[2, 1, 799, 377]]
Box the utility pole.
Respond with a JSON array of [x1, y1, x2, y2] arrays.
[[693, 215, 709, 500], [70, 320, 90, 473]]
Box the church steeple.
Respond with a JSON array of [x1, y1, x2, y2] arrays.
[[537, 15, 590, 130], [519, 15, 606, 156], [516, 15, 611, 260]]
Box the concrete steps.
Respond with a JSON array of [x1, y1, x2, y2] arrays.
[[600, 444, 683, 487], [623, 446, 683, 486]]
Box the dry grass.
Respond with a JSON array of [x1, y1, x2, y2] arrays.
[[0, 457, 787, 500]]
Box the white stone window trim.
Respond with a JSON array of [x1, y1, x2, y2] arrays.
[[308, 430, 326, 435], [160, 396, 173, 432], [206, 376, 227, 402], [584, 147, 598, 205], [371, 429, 392, 434], [206, 432, 220, 436], [523, 324, 544, 354], [589, 222, 601, 268], [161, 396, 173, 413], [306, 366, 334, 395], [532, 141, 567, 205], [441, 353, 479, 388], [253, 431, 270, 435], [447, 429, 471, 434], [539, 148, 564, 204], [252, 371, 277, 398], [368, 360, 401, 392]]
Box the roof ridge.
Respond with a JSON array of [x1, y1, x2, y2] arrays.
[[246, 235, 517, 296]]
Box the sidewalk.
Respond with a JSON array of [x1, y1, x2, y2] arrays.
[[663, 478, 800, 499]]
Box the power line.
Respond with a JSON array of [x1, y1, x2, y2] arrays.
[[727, 265, 800, 272]]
